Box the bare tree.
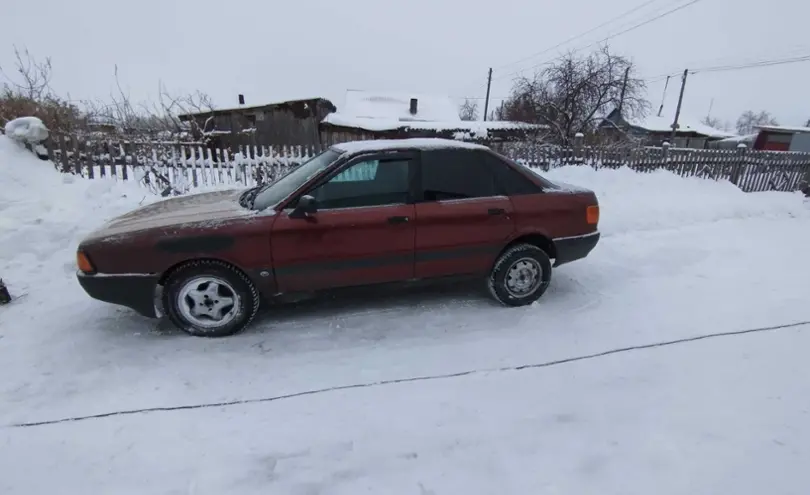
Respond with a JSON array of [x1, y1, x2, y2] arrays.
[[701, 115, 731, 131], [81, 69, 215, 141], [458, 99, 479, 121], [736, 110, 778, 135], [499, 46, 648, 144], [0, 46, 52, 100], [0, 47, 82, 133]]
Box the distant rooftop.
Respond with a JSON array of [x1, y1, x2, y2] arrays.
[[604, 109, 736, 139], [754, 125, 810, 134], [177, 97, 335, 120], [323, 89, 545, 133], [332, 138, 488, 154], [626, 114, 736, 138]]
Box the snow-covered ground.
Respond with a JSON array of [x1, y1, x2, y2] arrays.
[[2, 135, 810, 494]]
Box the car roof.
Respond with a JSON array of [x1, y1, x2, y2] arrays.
[[331, 138, 489, 155]]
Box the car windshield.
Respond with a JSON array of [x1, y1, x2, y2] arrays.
[[251, 149, 341, 211]]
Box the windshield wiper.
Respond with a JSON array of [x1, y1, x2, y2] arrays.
[[238, 186, 261, 209]]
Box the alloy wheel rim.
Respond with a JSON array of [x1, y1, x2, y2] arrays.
[[177, 276, 240, 329]]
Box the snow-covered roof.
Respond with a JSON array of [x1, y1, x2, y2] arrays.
[[715, 133, 757, 143], [177, 97, 334, 119], [322, 113, 538, 132], [342, 90, 458, 121], [332, 138, 488, 154], [754, 125, 810, 134], [625, 114, 736, 138], [324, 89, 543, 133]]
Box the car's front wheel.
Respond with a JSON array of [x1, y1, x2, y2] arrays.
[[163, 260, 260, 337], [488, 243, 552, 307]]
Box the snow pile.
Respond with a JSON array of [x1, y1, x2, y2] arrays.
[[0, 136, 152, 297], [3, 116, 49, 144], [542, 165, 810, 235]]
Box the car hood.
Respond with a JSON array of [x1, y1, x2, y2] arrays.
[[85, 189, 253, 241]]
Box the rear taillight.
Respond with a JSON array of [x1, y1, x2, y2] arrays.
[[586, 205, 599, 225], [77, 251, 96, 274]]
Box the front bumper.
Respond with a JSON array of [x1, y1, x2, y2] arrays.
[[553, 231, 600, 266], [76, 272, 160, 318]]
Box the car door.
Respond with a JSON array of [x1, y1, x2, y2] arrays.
[[270, 152, 417, 292], [414, 149, 515, 279]]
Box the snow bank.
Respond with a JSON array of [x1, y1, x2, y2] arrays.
[[0, 136, 151, 296], [542, 165, 809, 235], [3, 116, 49, 144]]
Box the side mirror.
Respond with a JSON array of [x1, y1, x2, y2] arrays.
[[290, 194, 317, 219]]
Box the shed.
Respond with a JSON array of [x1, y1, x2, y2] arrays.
[[178, 97, 336, 146], [751, 125, 810, 152]]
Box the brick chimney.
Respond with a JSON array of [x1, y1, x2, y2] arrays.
[[409, 98, 418, 115]]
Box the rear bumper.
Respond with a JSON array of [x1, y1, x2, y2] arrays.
[[553, 231, 600, 266], [76, 272, 160, 318]]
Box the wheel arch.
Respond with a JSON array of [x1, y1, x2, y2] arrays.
[[158, 257, 254, 286], [500, 233, 557, 262]]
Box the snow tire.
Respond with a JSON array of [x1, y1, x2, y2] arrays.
[[163, 260, 260, 337], [488, 243, 552, 307]]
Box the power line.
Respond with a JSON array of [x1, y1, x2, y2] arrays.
[[492, 0, 705, 83], [644, 53, 810, 83], [492, 0, 662, 72], [693, 54, 810, 74], [461, 53, 810, 103]]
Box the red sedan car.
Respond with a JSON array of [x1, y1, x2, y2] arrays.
[[76, 139, 600, 337]]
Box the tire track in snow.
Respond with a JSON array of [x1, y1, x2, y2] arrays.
[[8, 319, 810, 429]]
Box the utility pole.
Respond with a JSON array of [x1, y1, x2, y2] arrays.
[[483, 68, 493, 121], [617, 66, 630, 115], [670, 69, 688, 144]]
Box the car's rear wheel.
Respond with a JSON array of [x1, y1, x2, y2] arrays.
[[488, 243, 552, 307], [163, 260, 260, 337]]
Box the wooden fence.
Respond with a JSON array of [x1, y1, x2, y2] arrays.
[[42, 135, 810, 194], [492, 142, 810, 193], [44, 135, 325, 194]]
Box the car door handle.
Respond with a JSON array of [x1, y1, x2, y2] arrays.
[[488, 208, 506, 216], [387, 216, 410, 224]]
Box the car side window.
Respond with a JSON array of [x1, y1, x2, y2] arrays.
[[479, 152, 544, 195], [309, 158, 410, 209], [420, 149, 498, 201]]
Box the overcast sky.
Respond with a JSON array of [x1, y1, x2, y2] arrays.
[[2, 0, 806, 129]]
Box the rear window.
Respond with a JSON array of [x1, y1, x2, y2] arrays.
[[479, 152, 545, 195], [420, 149, 499, 201]]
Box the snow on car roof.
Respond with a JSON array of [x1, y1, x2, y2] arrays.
[[332, 138, 489, 154]]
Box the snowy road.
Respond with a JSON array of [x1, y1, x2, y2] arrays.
[[3, 136, 810, 493], [3, 316, 810, 495], [3, 215, 810, 427]]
